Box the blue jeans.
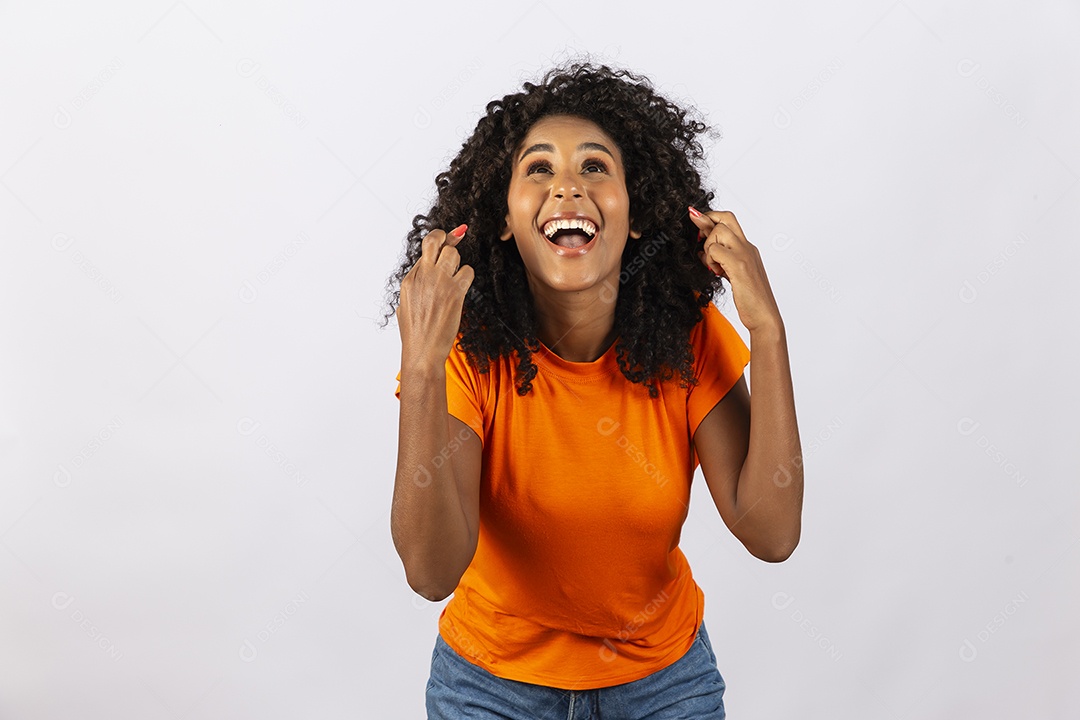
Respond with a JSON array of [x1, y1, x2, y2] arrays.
[[426, 620, 726, 719]]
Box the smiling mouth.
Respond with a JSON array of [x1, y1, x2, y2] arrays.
[[541, 228, 599, 258], [546, 229, 594, 249], [542, 219, 598, 249]]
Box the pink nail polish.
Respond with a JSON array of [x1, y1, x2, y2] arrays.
[[687, 206, 702, 218]]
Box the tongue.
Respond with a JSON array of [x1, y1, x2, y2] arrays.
[[552, 232, 591, 249]]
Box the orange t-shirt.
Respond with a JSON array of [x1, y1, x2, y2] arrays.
[[394, 300, 750, 690]]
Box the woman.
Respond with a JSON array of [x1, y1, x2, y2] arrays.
[[385, 60, 803, 718]]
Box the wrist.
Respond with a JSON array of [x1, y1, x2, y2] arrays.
[[401, 352, 447, 379], [749, 318, 786, 343]]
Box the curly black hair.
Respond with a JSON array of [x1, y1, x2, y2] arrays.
[[380, 58, 728, 398]]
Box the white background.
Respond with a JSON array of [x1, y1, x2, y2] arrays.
[[2, 1, 1077, 717]]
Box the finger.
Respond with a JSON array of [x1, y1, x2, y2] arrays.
[[421, 224, 468, 264], [700, 210, 746, 244], [702, 221, 741, 251], [421, 228, 449, 264], [702, 239, 735, 278], [445, 223, 468, 247], [435, 242, 461, 274], [698, 250, 726, 278], [688, 207, 717, 240], [453, 264, 475, 297]]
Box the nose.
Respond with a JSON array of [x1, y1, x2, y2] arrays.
[[550, 165, 583, 199]]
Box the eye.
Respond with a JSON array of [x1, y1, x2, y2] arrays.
[[525, 159, 552, 174], [582, 157, 609, 173], [525, 157, 609, 175]]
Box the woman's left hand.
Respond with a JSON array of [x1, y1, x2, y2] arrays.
[[689, 206, 784, 334]]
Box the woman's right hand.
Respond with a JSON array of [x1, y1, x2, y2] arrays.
[[396, 224, 475, 370]]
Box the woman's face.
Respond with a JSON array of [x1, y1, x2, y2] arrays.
[[500, 114, 641, 296]]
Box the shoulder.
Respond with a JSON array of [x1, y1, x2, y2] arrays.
[[687, 297, 751, 380], [446, 333, 480, 378], [446, 333, 510, 397], [689, 298, 734, 347]]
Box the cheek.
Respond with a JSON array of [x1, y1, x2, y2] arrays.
[[599, 198, 632, 226], [505, 200, 530, 227], [507, 186, 540, 214]]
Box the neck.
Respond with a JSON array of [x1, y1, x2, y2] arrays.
[[529, 281, 618, 363]]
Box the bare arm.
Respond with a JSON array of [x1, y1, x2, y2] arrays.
[[391, 224, 482, 601], [735, 323, 802, 558], [696, 324, 803, 562], [391, 364, 481, 601], [690, 208, 802, 562]]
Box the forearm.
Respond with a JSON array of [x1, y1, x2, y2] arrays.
[[734, 321, 803, 560], [391, 362, 474, 599]]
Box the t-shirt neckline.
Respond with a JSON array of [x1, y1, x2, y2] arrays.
[[533, 336, 621, 380]]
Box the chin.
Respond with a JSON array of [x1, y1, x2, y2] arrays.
[[537, 267, 613, 295]]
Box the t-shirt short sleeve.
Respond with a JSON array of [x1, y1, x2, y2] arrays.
[[686, 301, 751, 440], [394, 339, 485, 447]]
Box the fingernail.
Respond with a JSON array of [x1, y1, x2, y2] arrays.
[[687, 206, 702, 218], [450, 223, 467, 238]]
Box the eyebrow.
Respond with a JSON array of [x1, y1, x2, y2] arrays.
[[518, 142, 615, 164]]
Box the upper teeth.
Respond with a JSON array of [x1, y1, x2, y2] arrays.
[[543, 218, 597, 238]]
